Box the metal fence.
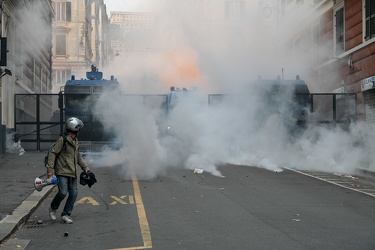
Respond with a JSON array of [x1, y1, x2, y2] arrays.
[[310, 93, 357, 128], [208, 93, 358, 128], [14, 93, 169, 151], [14, 93, 64, 151], [15, 92, 357, 151]]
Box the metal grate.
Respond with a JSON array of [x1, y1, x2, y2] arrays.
[[25, 221, 50, 228]]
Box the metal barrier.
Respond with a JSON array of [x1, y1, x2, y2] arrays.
[[309, 93, 357, 128], [14, 93, 168, 151], [14, 93, 64, 151], [208, 93, 358, 128], [15, 92, 356, 151]]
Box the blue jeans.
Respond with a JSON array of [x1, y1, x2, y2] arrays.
[[51, 176, 78, 217]]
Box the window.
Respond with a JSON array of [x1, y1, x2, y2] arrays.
[[365, 0, 375, 40], [53, 2, 71, 22], [55, 35, 66, 56], [335, 7, 344, 55], [225, 1, 245, 21], [53, 70, 71, 85]]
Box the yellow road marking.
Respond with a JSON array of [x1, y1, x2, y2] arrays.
[[75, 197, 100, 206], [131, 172, 152, 248], [110, 195, 128, 205], [129, 195, 135, 204], [108, 172, 152, 250]]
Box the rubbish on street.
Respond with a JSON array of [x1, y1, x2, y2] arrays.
[[194, 168, 203, 174], [334, 173, 359, 180], [346, 175, 359, 180]]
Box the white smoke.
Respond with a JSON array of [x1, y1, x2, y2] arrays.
[[16, 2, 52, 56], [6, 132, 25, 156], [92, 1, 374, 180]]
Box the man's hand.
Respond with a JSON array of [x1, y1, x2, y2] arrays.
[[47, 172, 53, 178]]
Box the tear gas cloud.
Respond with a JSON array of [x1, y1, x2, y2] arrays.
[[16, 2, 52, 57], [93, 1, 375, 179]]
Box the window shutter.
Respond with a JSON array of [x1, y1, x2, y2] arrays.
[[66, 2, 71, 22], [56, 35, 67, 56], [335, 8, 344, 55]]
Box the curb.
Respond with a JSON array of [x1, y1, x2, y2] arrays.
[[0, 185, 54, 244]]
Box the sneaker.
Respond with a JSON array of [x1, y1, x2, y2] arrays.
[[49, 207, 56, 221], [61, 215, 73, 224]]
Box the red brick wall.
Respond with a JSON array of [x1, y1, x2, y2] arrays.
[[317, 1, 375, 121], [345, 0, 362, 50]]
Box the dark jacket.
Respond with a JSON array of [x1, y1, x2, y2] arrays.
[[80, 170, 97, 188], [46, 134, 89, 178]]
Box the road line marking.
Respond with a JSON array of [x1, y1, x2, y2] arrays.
[[319, 180, 349, 183], [110, 195, 128, 205], [333, 182, 353, 184], [108, 172, 152, 250], [129, 195, 135, 204], [285, 168, 375, 198], [358, 189, 375, 192], [131, 172, 152, 248], [75, 197, 100, 206]]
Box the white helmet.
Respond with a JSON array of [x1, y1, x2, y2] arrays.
[[66, 117, 84, 132]]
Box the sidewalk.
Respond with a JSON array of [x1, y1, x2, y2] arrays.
[[0, 151, 54, 244]]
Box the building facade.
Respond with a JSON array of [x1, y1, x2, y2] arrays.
[[109, 11, 156, 58], [175, 0, 375, 126], [0, 0, 111, 153], [280, 0, 375, 125], [0, 0, 54, 148], [52, 0, 110, 92]]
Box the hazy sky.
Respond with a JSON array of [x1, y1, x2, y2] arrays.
[[104, 0, 151, 14]]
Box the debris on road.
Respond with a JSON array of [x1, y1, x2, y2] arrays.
[[194, 168, 203, 174], [334, 173, 359, 180], [345, 175, 359, 180]]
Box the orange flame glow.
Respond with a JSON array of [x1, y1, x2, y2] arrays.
[[159, 48, 204, 89]]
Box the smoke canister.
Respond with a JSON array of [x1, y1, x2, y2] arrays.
[[194, 169, 203, 174]]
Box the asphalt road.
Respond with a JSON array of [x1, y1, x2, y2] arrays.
[[6, 164, 375, 250]]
